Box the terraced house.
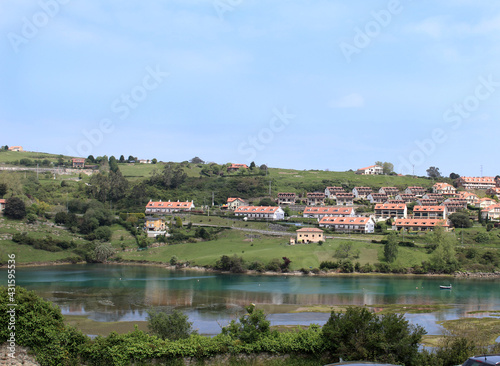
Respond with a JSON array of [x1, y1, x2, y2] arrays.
[[378, 187, 399, 197], [352, 186, 373, 199], [432, 182, 457, 197], [413, 205, 447, 220], [374, 203, 407, 221], [319, 216, 375, 233], [404, 186, 426, 197], [303, 206, 356, 220], [442, 198, 467, 214], [367, 193, 388, 204], [234, 206, 285, 221], [393, 218, 451, 231], [277, 192, 296, 205], [145, 200, 195, 214], [324, 186, 345, 199], [336, 192, 354, 206], [307, 192, 325, 205], [456, 176, 496, 190]]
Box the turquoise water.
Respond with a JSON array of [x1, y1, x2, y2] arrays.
[[2, 264, 499, 335]]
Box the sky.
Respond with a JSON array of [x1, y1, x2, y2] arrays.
[[1, 0, 500, 177]]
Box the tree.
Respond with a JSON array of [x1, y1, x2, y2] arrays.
[[119, 155, 125, 163], [87, 155, 95, 163], [449, 172, 460, 180], [448, 212, 472, 228], [189, 156, 204, 164], [375, 161, 394, 174], [222, 304, 271, 343], [150, 163, 187, 189], [334, 242, 352, 259], [249, 161, 256, 170], [384, 231, 398, 262], [94, 242, 114, 262], [0, 183, 7, 197], [427, 166, 441, 178], [108, 156, 119, 173], [151, 158, 157, 164], [4, 197, 26, 219], [146, 309, 196, 340], [430, 226, 458, 273], [257, 197, 277, 206], [322, 307, 425, 365], [94, 226, 112, 242]]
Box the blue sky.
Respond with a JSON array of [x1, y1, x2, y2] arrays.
[[1, 0, 500, 177]]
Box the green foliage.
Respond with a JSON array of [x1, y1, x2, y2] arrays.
[[222, 304, 271, 343], [449, 212, 473, 228], [322, 307, 426, 365], [94, 226, 112, 241], [334, 242, 352, 259], [146, 309, 196, 340], [0, 286, 88, 365], [429, 226, 459, 273], [384, 232, 399, 263], [26, 213, 38, 224], [427, 166, 441, 178], [94, 242, 115, 262], [169, 255, 178, 265], [0, 182, 7, 197], [215, 255, 246, 273], [4, 197, 26, 219], [475, 232, 490, 243]]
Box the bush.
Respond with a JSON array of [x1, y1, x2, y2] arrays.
[[146, 309, 196, 341], [94, 226, 112, 242], [222, 304, 271, 343], [4, 197, 26, 220], [322, 307, 425, 365]]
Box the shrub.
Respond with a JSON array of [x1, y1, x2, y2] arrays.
[[221, 304, 271, 343], [146, 309, 196, 341]]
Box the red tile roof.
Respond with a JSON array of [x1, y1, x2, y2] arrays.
[[375, 204, 406, 210], [228, 163, 248, 169], [303, 206, 354, 215], [394, 219, 450, 227], [0, 199, 6, 204], [146, 200, 194, 209], [413, 205, 445, 212], [227, 197, 245, 203], [319, 216, 373, 225], [296, 227, 324, 233], [235, 206, 281, 213], [459, 176, 495, 183]]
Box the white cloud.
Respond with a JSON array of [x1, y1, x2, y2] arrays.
[[328, 93, 365, 108]]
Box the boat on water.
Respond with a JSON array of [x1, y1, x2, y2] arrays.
[[440, 285, 452, 289]]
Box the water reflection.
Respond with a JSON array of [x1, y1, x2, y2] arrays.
[[2, 264, 500, 335]]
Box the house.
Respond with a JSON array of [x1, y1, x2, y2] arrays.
[[476, 197, 497, 209], [367, 193, 388, 204], [278, 192, 296, 205], [374, 203, 407, 221], [395, 193, 416, 203], [144, 217, 168, 238], [145, 200, 195, 214], [378, 187, 399, 197], [324, 186, 345, 199], [404, 186, 426, 197], [422, 193, 445, 202], [336, 193, 354, 206], [307, 192, 325, 206], [0, 199, 6, 213], [72, 158, 86, 168], [319, 216, 375, 234], [356, 165, 383, 175], [296, 228, 324, 243], [432, 182, 457, 197], [393, 219, 451, 231], [352, 187, 373, 199], [227, 197, 246, 211], [8, 146, 23, 152], [481, 203, 500, 221], [441, 198, 467, 214], [386, 199, 405, 204], [486, 187, 500, 197], [227, 163, 249, 173], [416, 198, 438, 206], [303, 206, 356, 220], [457, 191, 479, 206], [456, 176, 496, 190], [234, 206, 285, 221], [138, 159, 151, 164], [413, 205, 448, 220]]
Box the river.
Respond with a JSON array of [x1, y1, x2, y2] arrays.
[[3, 264, 500, 336]]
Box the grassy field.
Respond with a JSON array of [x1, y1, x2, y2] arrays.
[[119, 229, 431, 270], [0, 150, 73, 164]]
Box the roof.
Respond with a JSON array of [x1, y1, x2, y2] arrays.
[[433, 182, 455, 189], [72, 158, 86, 162], [296, 227, 324, 233], [228, 163, 248, 169], [375, 204, 406, 210], [146, 200, 194, 209], [481, 203, 500, 212], [235, 206, 281, 213], [307, 192, 325, 197], [227, 197, 245, 203], [394, 218, 450, 227], [478, 197, 496, 203], [459, 176, 495, 183], [325, 186, 344, 191], [278, 192, 296, 197], [413, 205, 445, 212], [336, 193, 354, 197], [303, 206, 354, 215], [0, 199, 6, 204], [319, 216, 373, 225], [458, 191, 478, 198], [357, 165, 381, 171]]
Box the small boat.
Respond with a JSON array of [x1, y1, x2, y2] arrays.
[[439, 285, 452, 290]]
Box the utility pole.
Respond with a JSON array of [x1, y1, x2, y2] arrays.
[[212, 191, 215, 207], [269, 180, 272, 197]]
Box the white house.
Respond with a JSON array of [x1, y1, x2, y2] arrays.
[[234, 206, 285, 221], [319, 216, 375, 234], [374, 203, 407, 220], [227, 197, 246, 210], [0, 199, 6, 213], [356, 165, 383, 175]]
